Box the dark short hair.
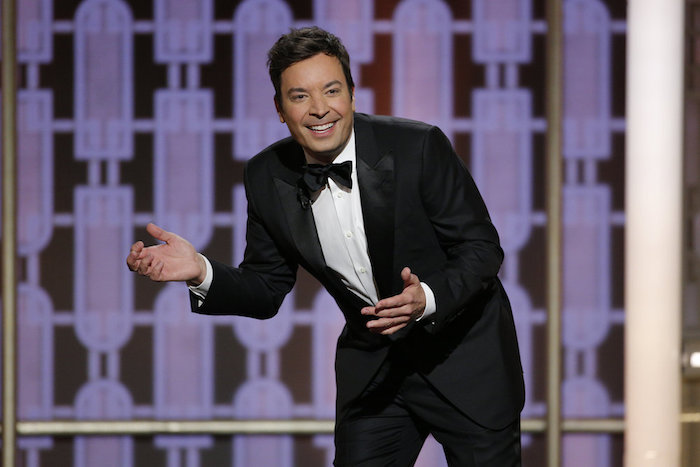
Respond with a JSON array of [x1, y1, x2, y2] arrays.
[[267, 26, 354, 106]]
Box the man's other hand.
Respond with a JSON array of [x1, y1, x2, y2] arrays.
[[126, 223, 206, 285], [361, 267, 426, 335]]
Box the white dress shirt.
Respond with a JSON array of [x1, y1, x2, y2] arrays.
[[191, 130, 435, 320]]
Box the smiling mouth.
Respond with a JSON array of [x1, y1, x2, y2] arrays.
[[308, 122, 335, 132]]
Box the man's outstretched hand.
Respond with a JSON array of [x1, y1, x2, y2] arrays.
[[361, 267, 426, 335], [126, 223, 206, 286]]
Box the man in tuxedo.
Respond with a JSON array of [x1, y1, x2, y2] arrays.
[[127, 27, 524, 466]]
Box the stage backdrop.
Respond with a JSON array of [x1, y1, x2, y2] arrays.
[[4, 0, 626, 465]]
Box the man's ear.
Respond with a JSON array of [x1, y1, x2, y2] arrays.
[[274, 97, 285, 123], [351, 87, 356, 112]]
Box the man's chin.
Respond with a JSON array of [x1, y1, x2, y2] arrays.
[[305, 148, 343, 164]]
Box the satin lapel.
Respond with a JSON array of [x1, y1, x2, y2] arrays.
[[271, 148, 327, 273], [355, 116, 397, 299]]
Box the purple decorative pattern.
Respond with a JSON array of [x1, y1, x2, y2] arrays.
[[18, 0, 53, 63], [18, 91, 54, 256], [155, 0, 213, 63], [74, 0, 133, 160], [232, 0, 292, 160], [471, 90, 533, 252], [154, 91, 214, 249], [154, 285, 213, 419], [74, 188, 134, 352], [473, 0, 532, 63], [393, 0, 453, 132], [314, 0, 374, 63], [74, 381, 134, 467], [564, 0, 611, 160], [18, 284, 54, 420]]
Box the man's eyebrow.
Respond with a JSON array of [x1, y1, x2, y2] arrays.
[[286, 80, 342, 95], [323, 80, 342, 89]]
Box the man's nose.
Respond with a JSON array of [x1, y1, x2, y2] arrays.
[[309, 96, 329, 118]]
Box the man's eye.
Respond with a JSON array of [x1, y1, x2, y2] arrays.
[[327, 89, 340, 95], [291, 94, 306, 101]]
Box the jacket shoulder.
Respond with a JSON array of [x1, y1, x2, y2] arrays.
[[354, 113, 446, 159], [247, 136, 295, 165], [356, 112, 435, 137], [244, 135, 304, 181]]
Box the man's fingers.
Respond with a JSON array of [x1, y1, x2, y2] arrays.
[[366, 316, 410, 334], [373, 296, 403, 312], [127, 242, 144, 270], [136, 253, 154, 275], [151, 260, 164, 281], [366, 305, 410, 318], [126, 253, 138, 271], [363, 299, 411, 315], [365, 267, 422, 312], [363, 267, 424, 331], [374, 288, 419, 312], [366, 315, 410, 328]]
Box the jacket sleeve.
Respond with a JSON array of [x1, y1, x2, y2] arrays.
[[418, 126, 504, 335], [190, 165, 297, 319]]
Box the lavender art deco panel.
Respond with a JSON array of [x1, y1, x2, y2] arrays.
[[10, 0, 627, 465], [560, 1, 625, 465], [13, 0, 58, 463], [74, 0, 133, 161], [471, 0, 542, 458], [392, 0, 453, 131], [232, 0, 292, 160]]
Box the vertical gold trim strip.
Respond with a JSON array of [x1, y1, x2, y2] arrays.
[[2, 0, 17, 466], [545, 0, 563, 466]]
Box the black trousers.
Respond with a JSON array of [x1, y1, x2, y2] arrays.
[[334, 354, 521, 466]]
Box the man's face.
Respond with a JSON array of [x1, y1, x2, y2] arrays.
[[275, 53, 355, 163]]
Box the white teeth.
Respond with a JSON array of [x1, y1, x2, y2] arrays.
[[310, 122, 334, 131]]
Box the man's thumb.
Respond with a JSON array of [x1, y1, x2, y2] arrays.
[[146, 223, 170, 243], [402, 267, 417, 286]]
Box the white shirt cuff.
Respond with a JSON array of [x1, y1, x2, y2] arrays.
[[416, 282, 436, 322], [187, 254, 213, 301]]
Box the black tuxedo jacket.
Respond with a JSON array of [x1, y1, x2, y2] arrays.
[[192, 113, 524, 429]]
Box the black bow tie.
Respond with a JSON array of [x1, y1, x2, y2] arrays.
[[300, 161, 353, 193]]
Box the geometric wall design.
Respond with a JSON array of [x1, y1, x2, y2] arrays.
[[4, 0, 626, 465]]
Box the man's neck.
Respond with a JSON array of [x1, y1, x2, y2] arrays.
[[304, 152, 339, 166]]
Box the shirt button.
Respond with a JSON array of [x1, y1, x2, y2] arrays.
[[345, 231, 352, 238], [336, 193, 343, 199], [359, 267, 367, 273]]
